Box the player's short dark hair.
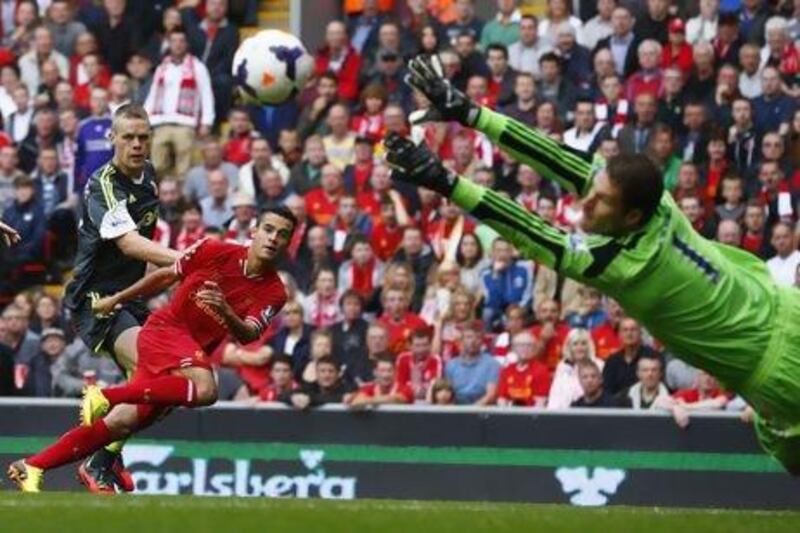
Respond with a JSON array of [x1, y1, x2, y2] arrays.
[[606, 154, 664, 227], [486, 43, 509, 60], [113, 103, 149, 129], [271, 354, 292, 369], [260, 205, 298, 232]]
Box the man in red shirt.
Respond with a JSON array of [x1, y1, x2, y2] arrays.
[[395, 327, 443, 401], [669, 370, 730, 428], [370, 196, 405, 261], [346, 356, 414, 407], [258, 355, 298, 402], [305, 164, 345, 226], [9, 207, 296, 490], [497, 331, 551, 407], [378, 287, 428, 355], [531, 299, 570, 371]]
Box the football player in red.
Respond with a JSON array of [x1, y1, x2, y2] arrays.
[[8, 206, 296, 491]]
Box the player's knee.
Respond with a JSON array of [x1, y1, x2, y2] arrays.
[[193, 380, 218, 406], [104, 406, 138, 438]]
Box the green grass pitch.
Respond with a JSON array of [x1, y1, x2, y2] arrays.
[[0, 493, 798, 533]]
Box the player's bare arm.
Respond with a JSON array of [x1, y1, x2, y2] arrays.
[[115, 232, 182, 267], [92, 266, 178, 317]]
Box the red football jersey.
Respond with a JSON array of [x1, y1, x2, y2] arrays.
[[395, 351, 443, 400], [305, 188, 340, 226], [378, 312, 428, 355], [358, 381, 414, 404], [156, 239, 287, 354], [496, 361, 552, 406], [370, 221, 404, 261]]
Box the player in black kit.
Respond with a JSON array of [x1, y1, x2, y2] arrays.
[[64, 104, 180, 492]]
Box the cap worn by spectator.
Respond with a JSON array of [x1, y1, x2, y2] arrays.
[[231, 193, 256, 209], [668, 19, 685, 34], [41, 328, 65, 341]]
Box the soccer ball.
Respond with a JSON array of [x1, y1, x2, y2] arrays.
[[232, 29, 314, 106]]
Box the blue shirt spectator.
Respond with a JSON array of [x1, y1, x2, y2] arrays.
[[445, 325, 500, 405], [74, 115, 112, 193], [752, 67, 796, 135], [480, 238, 533, 329]]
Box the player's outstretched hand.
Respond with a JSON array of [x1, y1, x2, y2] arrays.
[[0, 221, 20, 247], [196, 281, 233, 316], [384, 132, 458, 197], [406, 54, 480, 126]]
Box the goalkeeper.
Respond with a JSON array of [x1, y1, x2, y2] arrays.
[[385, 55, 800, 473]]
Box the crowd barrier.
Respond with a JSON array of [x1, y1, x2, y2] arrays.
[[0, 399, 797, 509]]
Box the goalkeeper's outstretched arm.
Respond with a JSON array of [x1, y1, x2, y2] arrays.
[[473, 107, 596, 198]]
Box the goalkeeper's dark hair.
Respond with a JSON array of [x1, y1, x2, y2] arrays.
[[260, 205, 298, 232], [606, 154, 664, 226]]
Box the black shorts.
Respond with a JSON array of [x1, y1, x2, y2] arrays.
[[69, 298, 149, 358]]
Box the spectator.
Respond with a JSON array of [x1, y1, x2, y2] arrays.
[[687, 0, 720, 45], [500, 72, 537, 126], [303, 267, 343, 328], [7, 84, 33, 144], [634, 0, 670, 44], [582, 0, 614, 50], [346, 0, 385, 54], [646, 124, 682, 191], [363, 51, 413, 116], [126, 51, 154, 105], [530, 298, 570, 370], [618, 92, 658, 155], [378, 286, 427, 355], [21, 327, 67, 397], [277, 129, 303, 170], [0, 304, 40, 381], [222, 107, 255, 166], [181, 0, 238, 125], [602, 318, 660, 396], [1, 175, 45, 291], [661, 18, 693, 78], [766, 221, 800, 286], [394, 227, 436, 307], [4, 0, 39, 57], [338, 235, 384, 302], [620, 356, 671, 410], [716, 218, 743, 246], [680, 195, 716, 238], [297, 72, 339, 140], [198, 169, 233, 228], [291, 225, 338, 293], [456, 232, 489, 295], [174, 202, 205, 252], [48, 336, 122, 398], [508, 15, 552, 79], [108, 73, 132, 114], [481, 0, 521, 49], [444, 0, 484, 46], [268, 300, 313, 379], [738, 0, 771, 46], [553, 21, 591, 87], [548, 328, 604, 409], [183, 137, 239, 202], [685, 41, 717, 102], [536, 51, 579, 123], [299, 328, 336, 384], [712, 12, 742, 67], [429, 378, 456, 405], [572, 359, 624, 407], [496, 331, 551, 407], [479, 238, 532, 329], [445, 322, 500, 405], [594, 71, 628, 135], [256, 355, 298, 403], [486, 43, 517, 108], [329, 194, 372, 256], [305, 163, 345, 226], [45, 0, 87, 57], [19, 26, 69, 94], [538, 0, 582, 48], [626, 39, 663, 103], [32, 146, 75, 261], [595, 5, 639, 78], [281, 356, 355, 408], [715, 175, 746, 222], [395, 326, 443, 401], [351, 85, 386, 144], [74, 88, 112, 191], [343, 136, 374, 194], [224, 193, 257, 245], [322, 104, 356, 173], [738, 43, 763, 98], [753, 66, 796, 136], [330, 289, 369, 380], [563, 98, 607, 153], [88, 0, 138, 74], [741, 200, 772, 258], [238, 137, 290, 203], [29, 294, 68, 336], [145, 26, 215, 180], [314, 21, 361, 103], [762, 16, 799, 83], [669, 369, 730, 428], [346, 355, 414, 408], [728, 97, 760, 172], [678, 100, 710, 165]]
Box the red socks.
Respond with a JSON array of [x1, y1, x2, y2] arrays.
[[27, 419, 112, 470], [102, 375, 197, 407]]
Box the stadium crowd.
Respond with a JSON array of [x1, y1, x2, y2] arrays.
[[0, 0, 798, 426]]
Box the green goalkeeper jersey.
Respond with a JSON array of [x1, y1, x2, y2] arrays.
[[452, 108, 781, 390]]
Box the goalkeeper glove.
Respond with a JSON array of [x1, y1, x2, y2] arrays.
[[406, 54, 481, 127], [384, 132, 459, 197]]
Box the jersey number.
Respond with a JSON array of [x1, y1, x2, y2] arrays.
[[673, 237, 720, 283]]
